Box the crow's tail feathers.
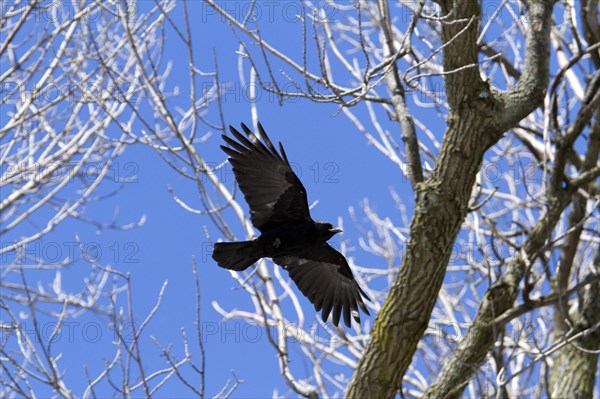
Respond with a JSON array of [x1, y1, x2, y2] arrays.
[[212, 240, 261, 271]]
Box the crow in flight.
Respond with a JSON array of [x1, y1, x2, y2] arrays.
[[212, 123, 370, 327]]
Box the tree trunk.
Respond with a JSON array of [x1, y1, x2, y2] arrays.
[[346, 1, 555, 397]]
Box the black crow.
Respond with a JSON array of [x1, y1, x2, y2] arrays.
[[212, 123, 370, 327]]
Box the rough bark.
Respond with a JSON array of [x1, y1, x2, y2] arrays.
[[346, 1, 555, 397], [548, 244, 600, 399], [549, 247, 600, 398], [549, 314, 600, 398]]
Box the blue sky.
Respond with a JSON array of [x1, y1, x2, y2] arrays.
[[2, 2, 414, 397], [4, 1, 591, 397]]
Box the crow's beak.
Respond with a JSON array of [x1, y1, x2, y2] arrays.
[[331, 227, 343, 234]]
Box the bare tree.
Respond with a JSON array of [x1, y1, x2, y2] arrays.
[[1, 1, 237, 397], [2, 0, 598, 398], [200, 0, 600, 398]]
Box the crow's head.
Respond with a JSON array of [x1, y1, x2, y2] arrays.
[[315, 222, 343, 241]]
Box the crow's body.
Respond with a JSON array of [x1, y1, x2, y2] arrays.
[[212, 220, 323, 269], [212, 123, 370, 327], [260, 221, 321, 256]]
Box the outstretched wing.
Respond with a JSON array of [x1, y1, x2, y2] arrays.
[[273, 243, 370, 327], [221, 123, 311, 232]]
